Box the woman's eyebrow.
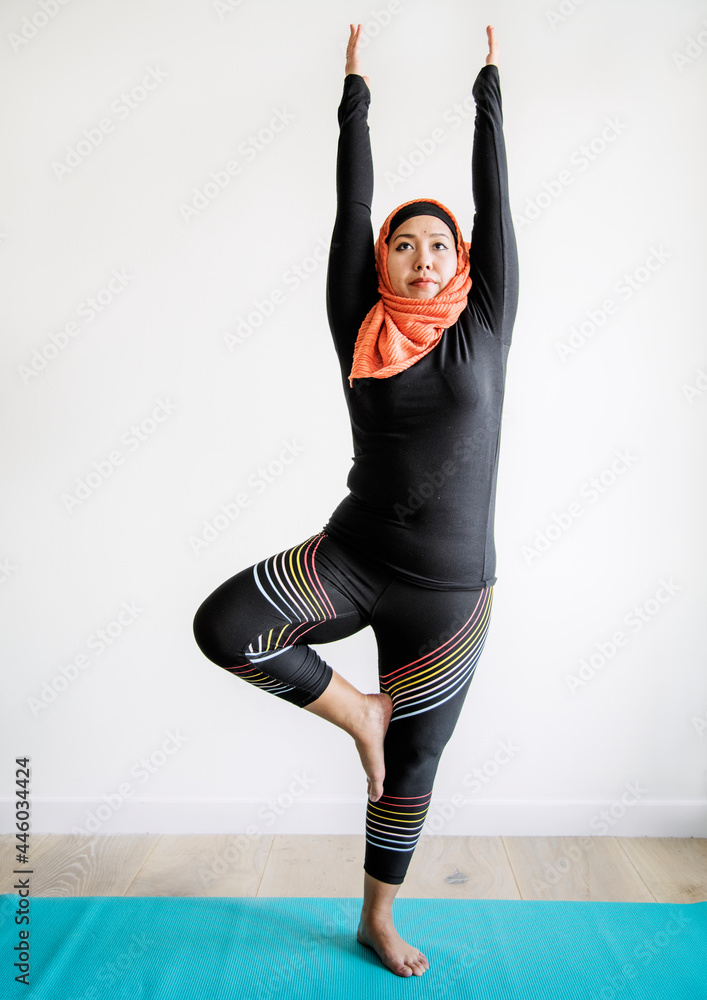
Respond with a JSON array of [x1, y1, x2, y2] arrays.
[[393, 232, 449, 239]]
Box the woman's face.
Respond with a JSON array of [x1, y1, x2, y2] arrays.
[[386, 215, 457, 298]]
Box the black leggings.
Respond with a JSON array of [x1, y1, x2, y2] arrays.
[[192, 530, 493, 885]]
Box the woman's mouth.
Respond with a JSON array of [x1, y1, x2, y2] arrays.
[[411, 279, 435, 286]]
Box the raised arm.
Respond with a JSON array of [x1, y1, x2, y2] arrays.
[[325, 25, 378, 375], [467, 26, 519, 345]]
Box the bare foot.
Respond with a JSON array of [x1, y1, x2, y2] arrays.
[[357, 912, 429, 977], [354, 693, 393, 802]]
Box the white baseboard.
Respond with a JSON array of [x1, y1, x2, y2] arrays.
[[2, 797, 706, 837]]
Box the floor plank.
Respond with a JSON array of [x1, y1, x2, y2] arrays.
[[2, 834, 704, 902], [125, 834, 273, 897], [5, 835, 160, 896], [502, 836, 656, 902], [617, 837, 707, 904], [258, 835, 365, 897], [398, 836, 521, 899], [0, 833, 48, 894]]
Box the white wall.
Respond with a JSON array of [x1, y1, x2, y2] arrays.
[[2, 0, 706, 840]]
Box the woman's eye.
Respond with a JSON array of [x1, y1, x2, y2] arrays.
[[395, 242, 448, 251]]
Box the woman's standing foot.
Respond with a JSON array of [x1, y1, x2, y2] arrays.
[[357, 872, 430, 977]]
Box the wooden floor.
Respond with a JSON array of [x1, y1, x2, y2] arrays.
[[1, 835, 705, 903]]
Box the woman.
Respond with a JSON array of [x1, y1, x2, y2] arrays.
[[193, 22, 518, 978]]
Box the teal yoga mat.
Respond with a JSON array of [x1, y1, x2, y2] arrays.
[[1, 895, 705, 999]]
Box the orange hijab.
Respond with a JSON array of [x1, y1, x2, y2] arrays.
[[348, 197, 472, 386]]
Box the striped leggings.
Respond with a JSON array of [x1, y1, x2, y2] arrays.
[[192, 530, 493, 885]]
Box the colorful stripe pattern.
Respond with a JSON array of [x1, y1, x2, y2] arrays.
[[380, 586, 493, 722], [365, 790, 433, 856], [225, 532, 335, 697], [366, 586, 493, 860]]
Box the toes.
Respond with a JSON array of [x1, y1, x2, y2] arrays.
[[410, 953, 428, 975]]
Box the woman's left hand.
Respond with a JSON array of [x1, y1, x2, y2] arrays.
[[485, 24, 499, 68], [346, 23, 370, 86]]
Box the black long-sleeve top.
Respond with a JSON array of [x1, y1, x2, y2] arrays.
[[323, 64, 519, 590]]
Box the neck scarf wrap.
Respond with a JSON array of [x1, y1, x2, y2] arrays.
[[348, 197, 472, 386]]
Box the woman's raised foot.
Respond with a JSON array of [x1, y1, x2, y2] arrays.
[[354, 692, 393, 802]]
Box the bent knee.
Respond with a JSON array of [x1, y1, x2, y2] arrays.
[[192, 596, 241, 667], [192, 599, 215, 658]]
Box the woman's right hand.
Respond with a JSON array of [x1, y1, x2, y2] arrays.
[[485, 24, 499, 67], [345, 23, 370, 86]]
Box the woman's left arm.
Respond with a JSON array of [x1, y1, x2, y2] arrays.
[[326, 25, 378, 379], [467, 26, 519, 346]]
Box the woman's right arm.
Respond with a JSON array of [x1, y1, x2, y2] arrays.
[[467, 27, 519, 347], [325, 25, 378, 377]]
